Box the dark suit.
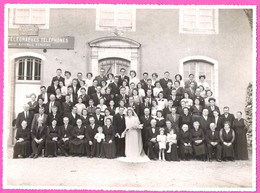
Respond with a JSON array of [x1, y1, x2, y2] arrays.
[[199, 116, 211, 132], [51, 76, 65, 85], [140, 79, 148, 89], [91, 93, 103, 106], [58, 124, 73, 155], [31, 113, 48, 131], [108, 82, 120, 96], [37, 93, 50, 103], [16, 111, 34, 129], [85, 124, 98, 157], [31, 124, 46, 155], [45, 101, 61, 115], [47, 85, 60, 95], [184, 80, 198, 89], [163, 106, 172, 118], [62, 101, 73, 116], [140, 115, 153, 154], [185, 88, 196, 100], [146, 127, 159, 159], [163, 87, 172, 99], [205, 130, 222, 160], [93, 114, 105, 126], [139, 103, 151, 117], [46, 113, 62, 126], [166, 114, 180, 132], [113, 113, 126, 156], [87, 86, 97, 96], [95, 75, 107, 86], [80, 94, 91, 106], [207, 105, 220, 118], [220, 113, 235, 128], [211, 116, 224, 130], [160, 78, 172, 89], [66, 113, 81, 126], [35, 104, 46, 114]]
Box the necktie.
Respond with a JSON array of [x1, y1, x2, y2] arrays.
[[50, 102, 53, 113]]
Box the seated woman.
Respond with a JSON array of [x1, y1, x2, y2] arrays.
[[156, 92, 168, 110], [69, 119, 86, 156], [220, 121, 236, 161], [155, 110, 166, 128], [165, 121, 179, 161], [153, 81, 163, 98], [191, 121, 206, 161], [233, 111, 249, 160], [191, 97, 203, 122], [45, 118, 59, 157], [13, 120, 31, 159], [179, 124, 193, 160], [181, 92, 193, 109], [31, 117, 46, 159], [101, 118, 116, 159]]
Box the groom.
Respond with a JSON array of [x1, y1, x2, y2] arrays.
[[113, 107, 126, 157]]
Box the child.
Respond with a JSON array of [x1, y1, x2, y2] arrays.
[[94, 126, 105, 157], [75, 97, 86, 116], [156, 128, 167, 161], [166, 129, 177, 153]]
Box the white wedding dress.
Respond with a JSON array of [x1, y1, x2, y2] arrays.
[[118, 115, 149, 163]]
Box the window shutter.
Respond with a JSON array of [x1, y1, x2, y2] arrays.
[[99, 9, 115, 27], [14, 9, 30, 24], [182, 9, 197, 30], [198, 9, 214, 31], [117, 9, 132, 28], [31, 9, 46, 24]]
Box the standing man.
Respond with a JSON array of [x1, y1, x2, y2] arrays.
[[118, 68, 130, 87], [160, 71, 172, 89], [184, 73, 197, 89], [37, 86, 49, 104], [220, 106, 235, 128], [16, 104, 34, 130], [51, 68, 65, 86], [95, 68, 107, 86], [58, 117, 73, 157]]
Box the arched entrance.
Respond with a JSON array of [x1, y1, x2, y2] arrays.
[[88, 36, 141, 77]]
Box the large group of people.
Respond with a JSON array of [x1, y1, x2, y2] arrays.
[[13, 68, 249, 162]]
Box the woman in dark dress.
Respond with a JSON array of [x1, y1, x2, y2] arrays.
[[165, 121, 179, 161], [69, 119, 86, 156], [13, 120, 31, 158], [155, 110, 166, 128], [191, 121, 206, 161], [45, 119, 59, 157], [179, 107, 192, 128], [191, 98, 203, 122], [179, 124, 193, 160], [233, 112, 248, 160], [101, 118, 116, 159], [220, 121, 236, 161]]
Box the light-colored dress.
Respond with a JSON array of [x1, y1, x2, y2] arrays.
[[75, 103, 86, 115], [65, 77, 73, 87], [167, 133, 177, 144], [118, 115, 149, 163], [157, 134, 167, 149], [94, 133, 105, 143]]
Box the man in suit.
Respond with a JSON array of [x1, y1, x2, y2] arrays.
[[139, 97, 151, 117], [146, 89, 155, 106], [95, 68, 107, 86], [206, 123, 222, 162], [46, 106, 62, 126], [113, 107, 126, 157], [76, 72, 84, 88], [163, 99, 173, 118], [88, 79, 98, 96], [160, 71, 172, 89], [118, 68, 129, 87], [85, 117, 99, 157], [194, 88, 205, 107], [58, 117, 73, 156], [46, 94, 61, 115], [163, 81, 173, 99], [185, 82, 196, 100], [108, 76, 120, 96], [47, 79, 60, 95], [184, 73, 198, 89], [16, 104, 34, 130], [91, 86, 103, 106], [140, 72, 149, 89], [140, 108, 153, 154], [31, 106, 48, 131], [146, 119, 159, 160], [86, 99, 96, 116], [37, 86, 49, 104], [93, 107, 104, 126], [199, 108, 211, 133], [71, 78, 80, 99], [65, 106, 81, 126], [211, 110, 223, 130], [220, 106, 235, 128], [207, 97, 220, 118], [62, 95, 73, 116], [166, 107, 180, 132], [30, 117, 46, 159], [35, 98, 46, 114], [51, 68, 65, 86], [79, 87, 90, 106], [116, 87, 129, 105], [67, 86, 77, 105]]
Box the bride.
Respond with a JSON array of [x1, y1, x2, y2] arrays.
[[118, 108, 149, 163]]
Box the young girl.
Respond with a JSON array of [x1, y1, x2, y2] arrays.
[[156, 128, 167, 161], [166, 129, 178, 153], [97, 98, 107, 116], [94, 126, 105, 157]]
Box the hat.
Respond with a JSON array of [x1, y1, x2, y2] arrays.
[[208, 97, 216, 102]]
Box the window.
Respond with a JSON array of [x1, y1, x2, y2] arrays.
[[179, 8, 218, 34], [16, 57, 41, 81], [99, 58, 130, 75], [183, 60, 214, 92], [9, 8, 50, 29], [96, 8, 136, 31]]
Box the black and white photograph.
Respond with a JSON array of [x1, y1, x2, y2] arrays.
[[3, 4, 257, 191]]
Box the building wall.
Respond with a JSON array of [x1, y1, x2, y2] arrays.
[[7, 8, 252, 136]]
